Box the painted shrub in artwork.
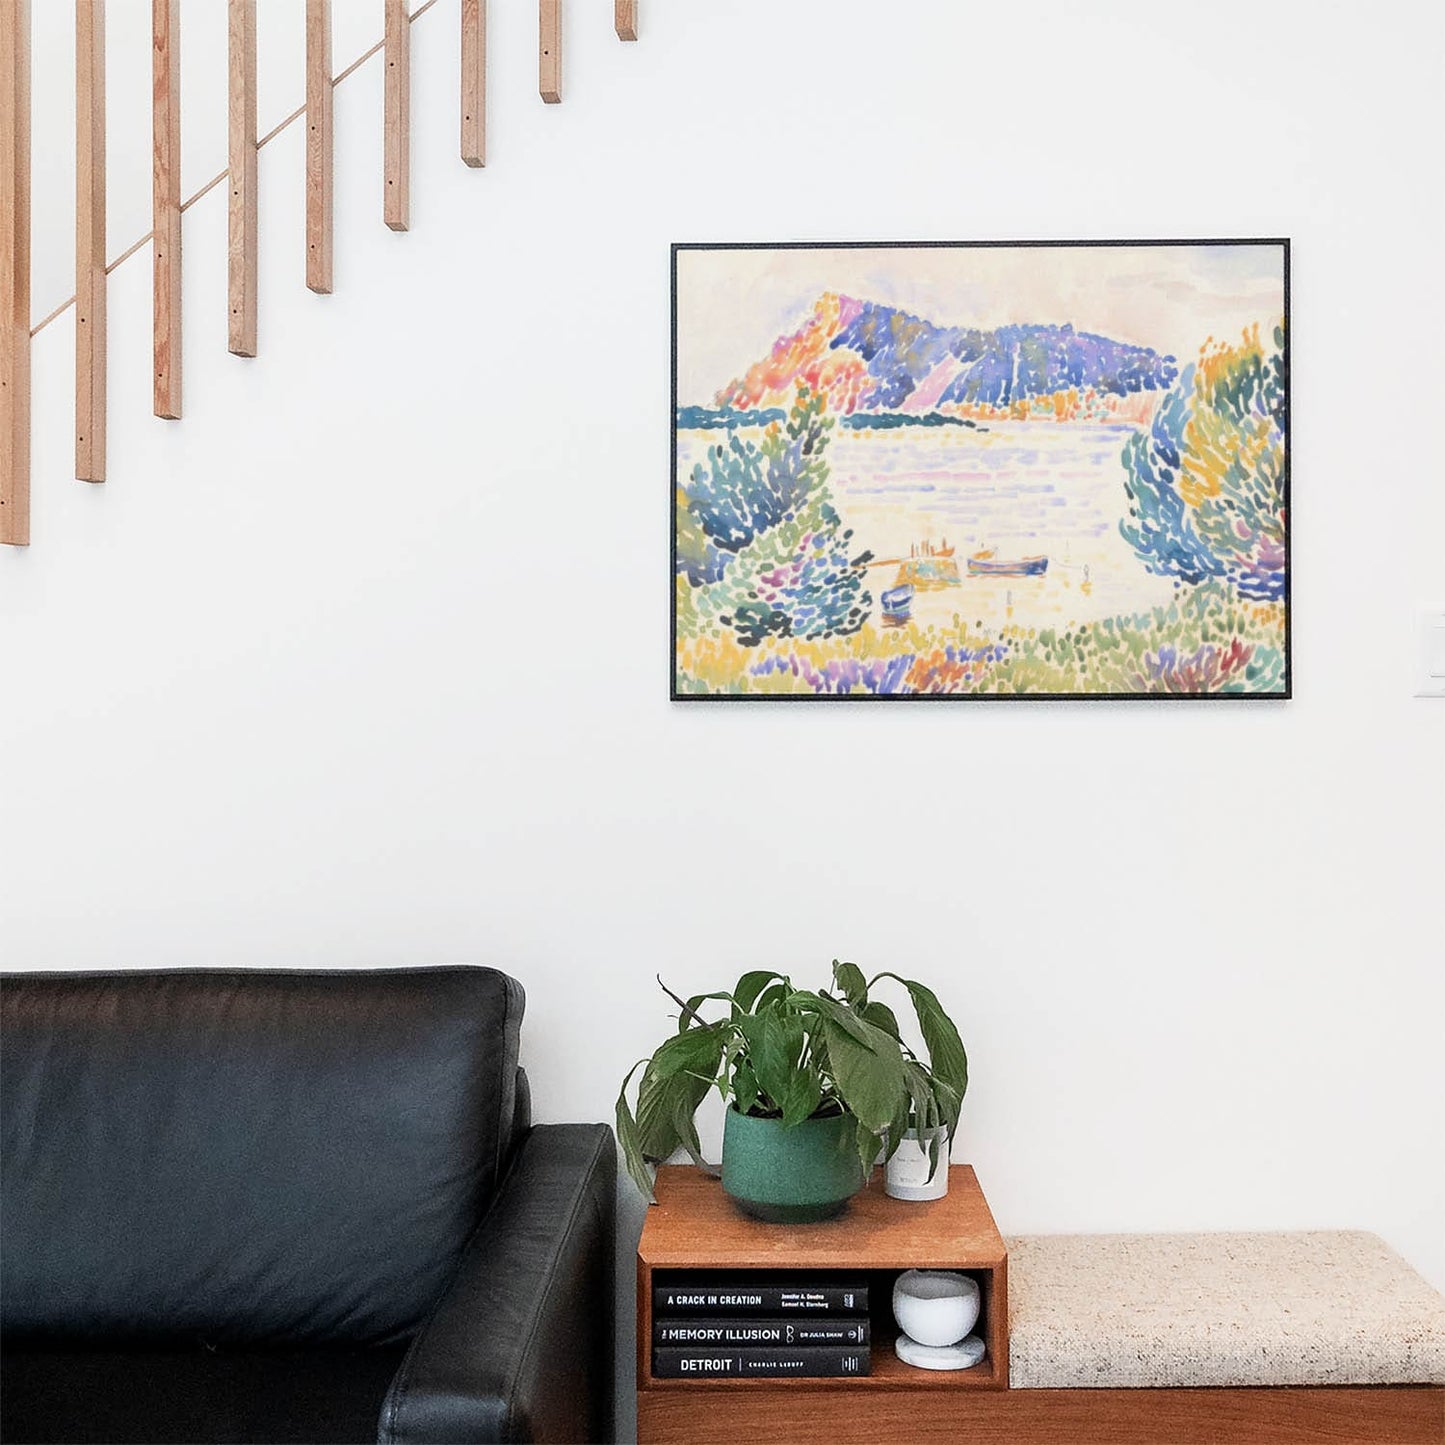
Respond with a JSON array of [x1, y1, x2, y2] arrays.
[[672, 242, 1289, 698]]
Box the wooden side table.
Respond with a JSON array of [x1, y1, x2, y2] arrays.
[[636, 1164, 1008, 1445]]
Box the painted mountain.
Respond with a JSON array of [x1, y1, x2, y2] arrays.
[[715, 293, 1178, 424]]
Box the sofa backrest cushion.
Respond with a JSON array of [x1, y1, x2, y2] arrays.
[[0, 967, 523, 1347]]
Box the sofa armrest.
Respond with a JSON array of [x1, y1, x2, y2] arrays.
[[379, 1124, 616, 1445]]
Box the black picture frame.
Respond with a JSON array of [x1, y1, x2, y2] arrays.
[[672, 239, 1290, 703]]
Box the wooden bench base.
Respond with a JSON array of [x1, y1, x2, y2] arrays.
[[638, 1384, 1445, 1445]]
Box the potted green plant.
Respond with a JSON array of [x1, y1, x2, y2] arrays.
[[616, 961, 968, 1222]]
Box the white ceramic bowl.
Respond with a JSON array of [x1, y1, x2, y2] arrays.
[[892, 1269, 980, 1348]]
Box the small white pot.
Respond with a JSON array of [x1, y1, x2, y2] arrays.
[[892, 1269, 981, 1348], [884, 1126, 949, 1201]]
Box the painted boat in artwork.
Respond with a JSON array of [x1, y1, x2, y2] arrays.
[[880, 584, 914, 627], [893, 541, 961, 590], [866, 541, 963, 591], [966, 550, 1049, 577]]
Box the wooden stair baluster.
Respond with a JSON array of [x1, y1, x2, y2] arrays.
[[0, 0, 28, 543], [228, 0, 258, 356], [461, 0, 485, 167], [384, 0, 410, 230], [540, 0, 561, 104], [153, 0, 181, 419], [306, 0, 333, 293], [76, 1, 106, 479]]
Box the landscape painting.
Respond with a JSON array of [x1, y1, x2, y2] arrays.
[[672, 241, 1289, 699]]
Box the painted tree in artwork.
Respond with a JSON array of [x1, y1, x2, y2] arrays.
[[678, 384, 873, 646], [1121, 322, 1287, 602]]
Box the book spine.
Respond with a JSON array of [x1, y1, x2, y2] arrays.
[[652, 1285, 868, 1315], [654, 1317, 871, 1347], [652, 1345, 871, 1379]]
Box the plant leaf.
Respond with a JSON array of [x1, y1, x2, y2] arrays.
[[860, 1000, 901, 1041], [634, 1067, 677, 1159], [670, 1086, 714, 1173], [802, 991, 883, 1050], [873, 972, 969, 1103], [647, 1022, 728, 1082], [905, 1061, 957, 1182], [854, 1114, 882, 1181], [779, 1064, 823, 1130], [731, 1057, 760, 1116], [636, 1023, 724, 1159], [931, 1076, 963, 1140], [732, 970, 786, 1015], [881, 1091, 911, 1168], [832, 960, 868, 1007], [616, 1060, 656, 1203], [753, 982, 789, 1014], [676, 991, 734, 1033], [736, 1005, 802, 1114], [902, 1060, 935, 1135], [820, 1015, 904, 1132], [808, 1030, 841, 1113], [657, 975, 732, 1033], [637, 1065, 712, 1161]]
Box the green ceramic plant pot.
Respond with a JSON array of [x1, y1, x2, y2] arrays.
[[721, 1106, 866, 1223]]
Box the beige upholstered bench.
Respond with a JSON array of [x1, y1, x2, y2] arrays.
[[1000, 1230, 1445, 1443]]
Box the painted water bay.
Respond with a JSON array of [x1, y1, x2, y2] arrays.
[[677, 420, 1178, 634]]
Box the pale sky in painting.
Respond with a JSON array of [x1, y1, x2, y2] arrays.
[[675, 243, 1286, 406]]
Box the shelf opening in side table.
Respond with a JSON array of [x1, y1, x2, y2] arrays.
[[645, 1267, 1003, 1390]]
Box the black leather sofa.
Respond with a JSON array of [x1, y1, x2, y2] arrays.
[[0, 967, 616, 1445]]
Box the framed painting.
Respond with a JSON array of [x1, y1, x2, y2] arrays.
[[671, 240, 1289, 700]]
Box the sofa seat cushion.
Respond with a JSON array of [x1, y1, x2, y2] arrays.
[[0, 1342, 408, 1444], [1005, 1230, 1445, 1388]]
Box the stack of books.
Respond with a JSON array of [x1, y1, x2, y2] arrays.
[[651, 1275, 871, 1378]]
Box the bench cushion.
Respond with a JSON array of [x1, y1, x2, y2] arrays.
[[1005, 1230, 1445, 1388]]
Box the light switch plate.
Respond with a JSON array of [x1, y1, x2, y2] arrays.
[[1419, 609, 1445, 697]]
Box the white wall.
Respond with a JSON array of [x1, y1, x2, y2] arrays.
[[5, 0, 1443, 1394]]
